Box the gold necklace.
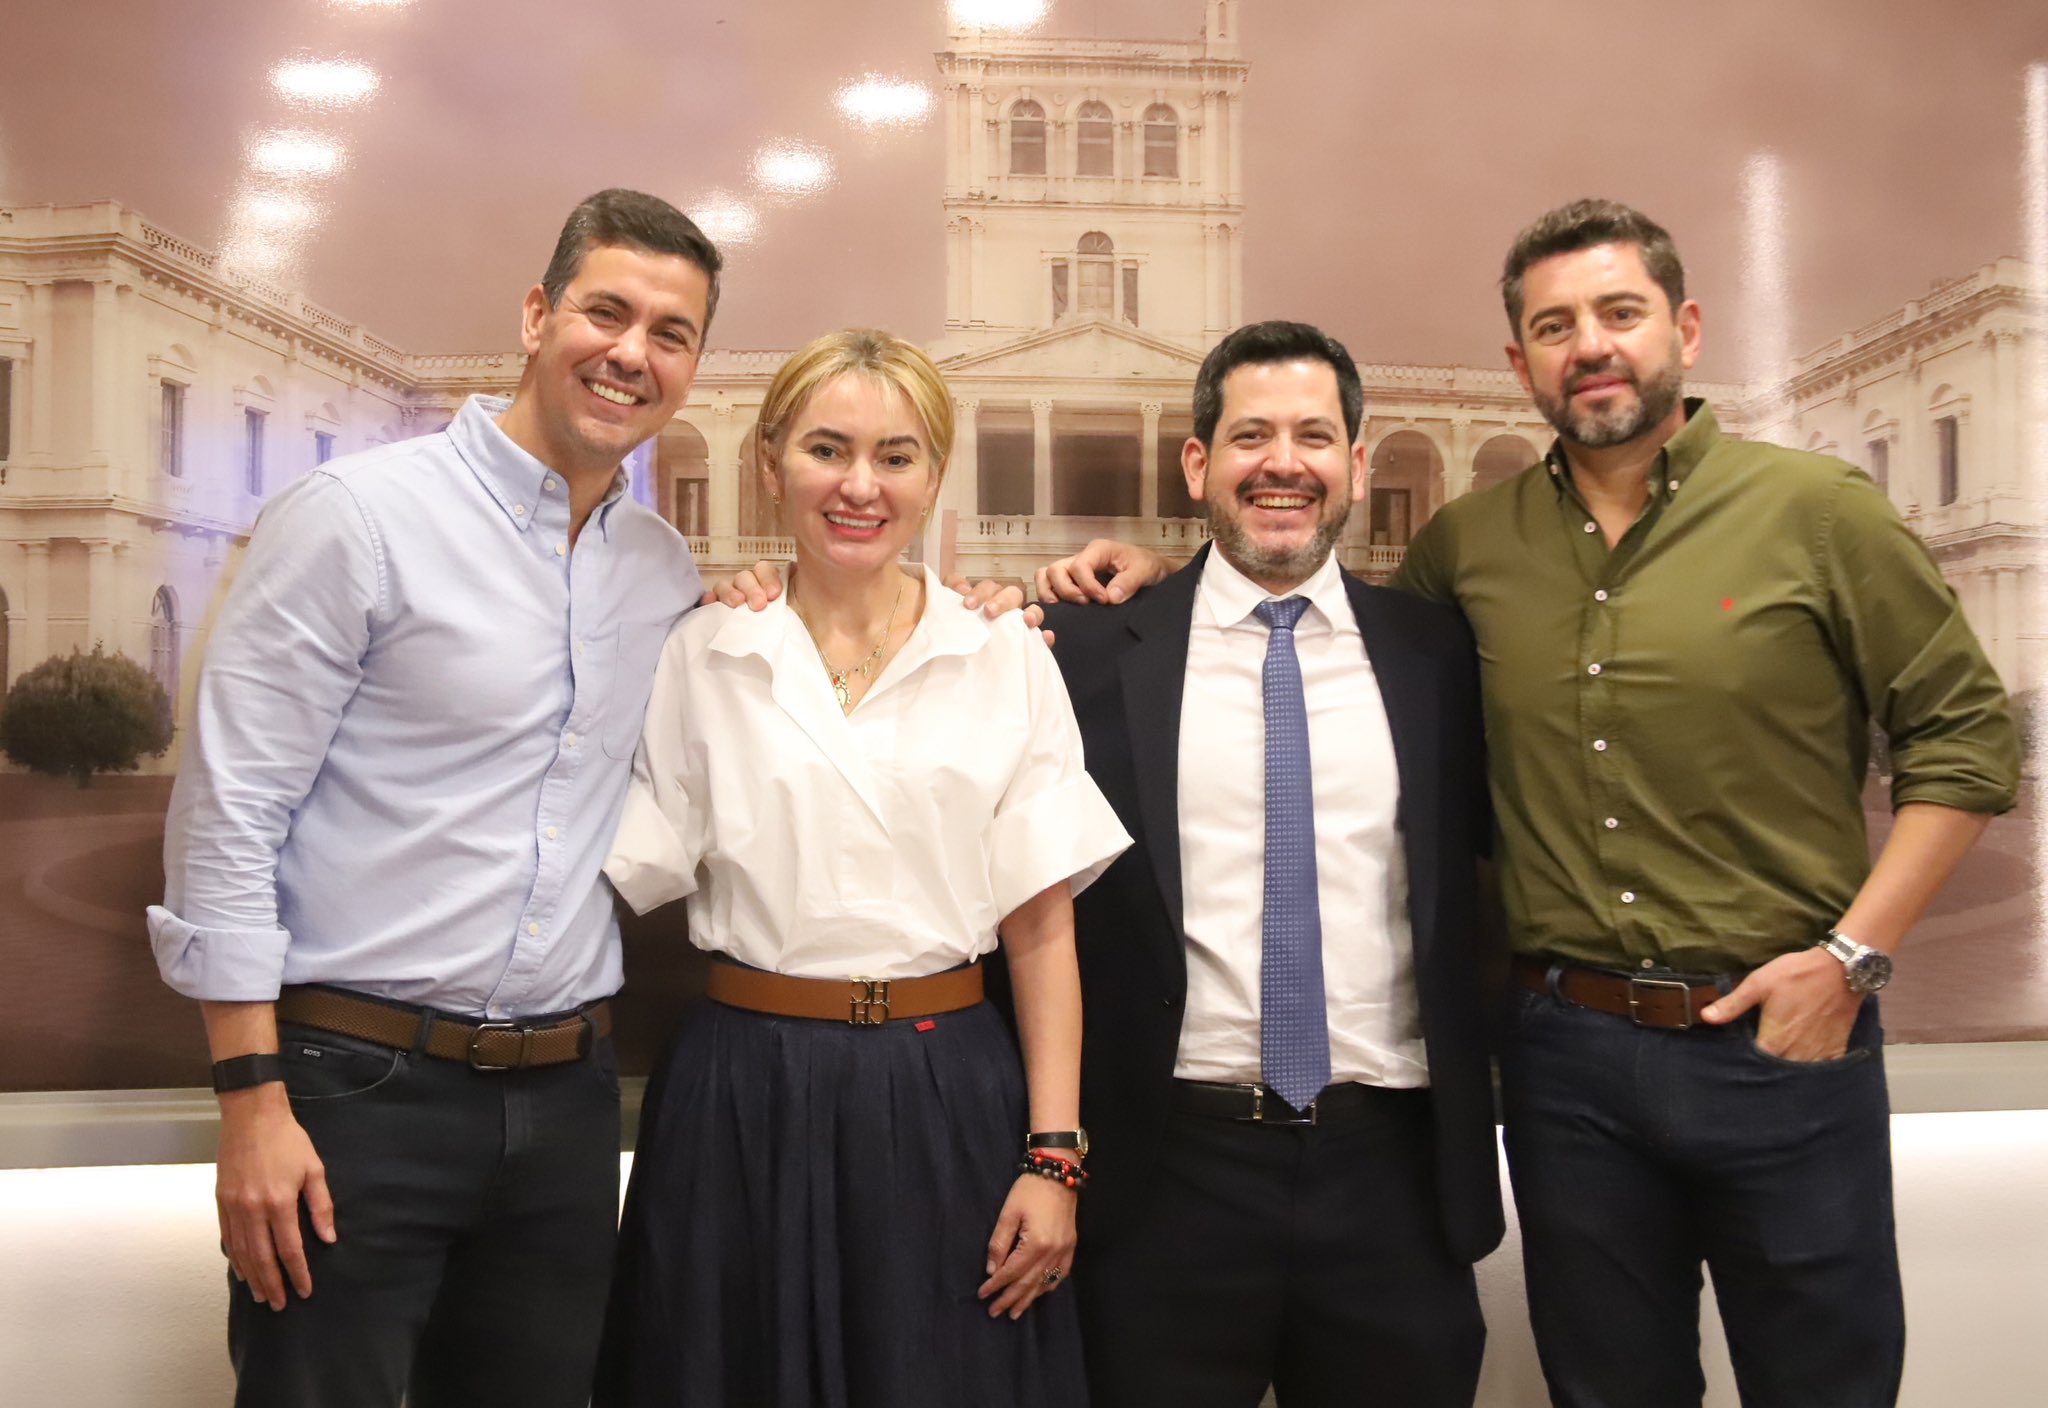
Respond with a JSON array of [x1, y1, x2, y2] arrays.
[[791, 574, 906, 711]]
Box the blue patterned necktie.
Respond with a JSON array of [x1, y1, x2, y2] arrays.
[[1253, 596, 1330, 1111]]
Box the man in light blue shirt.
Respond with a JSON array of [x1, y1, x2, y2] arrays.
[[148, 188, 718, 1408]]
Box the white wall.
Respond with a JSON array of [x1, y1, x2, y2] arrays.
[[3, 1053, 2044, 1407]]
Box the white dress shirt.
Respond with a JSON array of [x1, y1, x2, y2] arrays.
[[606, 569, 1132, 978], [1174, 550, 1427, 1088]]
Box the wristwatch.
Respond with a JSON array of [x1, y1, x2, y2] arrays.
[[1818, 930, 1893, 995], [211, 1052, 286, 1094], [1027, 1129, 1089, 1159]]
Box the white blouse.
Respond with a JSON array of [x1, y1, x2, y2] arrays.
[[605, 568, 1132, 979]]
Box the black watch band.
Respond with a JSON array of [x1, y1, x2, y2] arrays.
[[212, 1053, 286, 1095]]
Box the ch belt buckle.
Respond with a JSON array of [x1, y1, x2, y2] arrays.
[[1627, 976, 1694, 1029], [468, 1020, 532, 1070], [848, 978, 892, 1027], [1247, 1084, 1317, 1126]]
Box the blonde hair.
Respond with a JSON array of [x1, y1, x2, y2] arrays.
[[754, 328, 956, 487]]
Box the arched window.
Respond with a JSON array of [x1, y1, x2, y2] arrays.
[[1143, 104, 1178, 178], [1076, 101, 1114, 177], [149, 588, 179, 729], [1077, 232, 1115, 318], [1010, 100, 1046, 176]]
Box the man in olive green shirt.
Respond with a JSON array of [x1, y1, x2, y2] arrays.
[[1036, 200, 2017, 1407], [1392, 200, 2016, 1408]]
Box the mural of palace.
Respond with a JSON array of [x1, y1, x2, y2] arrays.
[[0, 0, 2040, 771]]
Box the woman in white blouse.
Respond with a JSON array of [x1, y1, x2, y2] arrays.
[[595, 329, 1130, 1408]]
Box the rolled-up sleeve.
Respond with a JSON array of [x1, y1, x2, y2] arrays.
[[148, 473, 382, 1000], [1822, 473, 2020, 814], [985, 628, 1133, 919], [604, 630, 707, 914]]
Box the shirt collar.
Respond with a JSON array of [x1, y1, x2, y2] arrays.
[[707, 566, 990, 670], [1546, 396, 1720, 502], [448, 394, 630, 537], [1196, 545, 1352, 634]]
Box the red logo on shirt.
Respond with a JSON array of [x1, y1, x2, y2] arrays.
[[1720, 597, 1734, 612]]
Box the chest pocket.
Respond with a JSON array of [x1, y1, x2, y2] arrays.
[[604, 622, 675, 759]]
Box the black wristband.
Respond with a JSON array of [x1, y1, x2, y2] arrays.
[[211, 1053, 285, 1094]]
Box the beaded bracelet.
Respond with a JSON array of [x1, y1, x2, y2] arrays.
[[1016, 1150, 1089, 1190]]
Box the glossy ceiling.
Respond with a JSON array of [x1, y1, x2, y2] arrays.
[[0, 0, 2042, 378]]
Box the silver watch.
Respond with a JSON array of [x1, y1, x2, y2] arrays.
[[1819, 930, 1893, 994]]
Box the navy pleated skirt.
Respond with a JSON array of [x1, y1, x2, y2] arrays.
[[594, 993, 1088, 1408]]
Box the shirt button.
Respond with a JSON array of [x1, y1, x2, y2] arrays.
[[1621, 891, 1636, 904], [555, 542, 567, 557], [544, 479, 558, 492], [1593, 739, 1608, 752], [546, 826, 559, 840], [526, 922, 540, 936], [1604, 817, 1619, 829], [565, 732, 578, 747], [1668, 479, 1679, 491], [1641, 958, 1656, 970], [513, 504, 527, 517], [1594, 589, 1609, 602], [1583, 521, 1597, 533], [1587, 663, 1602, 676]]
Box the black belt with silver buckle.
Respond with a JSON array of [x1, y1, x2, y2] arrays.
[[1172, 1079, 1386, 1126]]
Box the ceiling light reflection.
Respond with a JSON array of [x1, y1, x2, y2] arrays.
[[689, 191, 760, 247], [248, 130, 345, 179], [234, 191, 318, 230], [947, 0, 1050, 32], [750, 141, 835, 197], [271, 58, 381, 106], [835, 75, 935, 131]]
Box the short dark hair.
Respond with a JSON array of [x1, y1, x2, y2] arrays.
[[539, 188, 724, 334], [1500, 198, 1685, 339], [1192, 321, 1364, 447]]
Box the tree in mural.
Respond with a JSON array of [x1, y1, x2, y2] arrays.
[[0, 645, 173, 787]]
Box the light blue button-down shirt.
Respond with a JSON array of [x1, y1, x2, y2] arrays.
[[149, 395, 701, 1018]]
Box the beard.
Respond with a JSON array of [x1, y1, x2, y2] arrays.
[[1205, 477, 1353, 588], [1533, 342, 1685, 450]]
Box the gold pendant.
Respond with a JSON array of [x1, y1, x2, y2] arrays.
[[832, 675, 852, 709]]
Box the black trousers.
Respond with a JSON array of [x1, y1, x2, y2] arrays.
[[1078, 1085, 1484, 1408], [1501, 985, 1902, 1408], [228, 1018, 622, 1408]]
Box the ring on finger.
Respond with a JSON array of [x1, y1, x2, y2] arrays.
[[1040, 1266, 1065, 1288]]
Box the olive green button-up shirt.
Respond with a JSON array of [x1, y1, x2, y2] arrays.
[[1393, 401, 2018, 974]]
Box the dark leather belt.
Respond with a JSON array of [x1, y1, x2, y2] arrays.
[[1172, 1079, 1389, 1127], [276, 986, 609, 1071], [1513, 955, 1726, 1030], [706, 963, 983, 1027]]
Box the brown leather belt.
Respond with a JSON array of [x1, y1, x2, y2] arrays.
[[1513, 955, 1725, 1030], [706, 963, 984, 1027], [276, 986, 609, 1070]]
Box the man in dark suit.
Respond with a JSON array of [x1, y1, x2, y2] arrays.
[[1041, 322, 1502, 1408]]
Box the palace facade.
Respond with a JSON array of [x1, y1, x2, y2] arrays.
[[1, 0, 2040, 770]]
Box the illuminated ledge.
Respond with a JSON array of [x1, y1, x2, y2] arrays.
[[2, 1043, 2044, 1171]]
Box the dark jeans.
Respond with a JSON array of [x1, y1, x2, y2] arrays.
[[228, 1018, 622, 1408], [1500, 981, 1903, 1408], [1078, 1087, 1484, 1408]]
